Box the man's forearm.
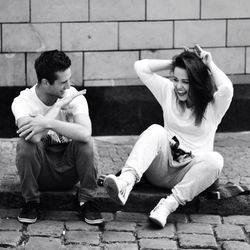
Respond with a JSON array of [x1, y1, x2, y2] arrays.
[[47, 119, 91, 142], [29, 106, 62, 142]]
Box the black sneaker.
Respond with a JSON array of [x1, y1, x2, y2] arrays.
[[80, 201, 103, 225], [17, 201, 38, 224]]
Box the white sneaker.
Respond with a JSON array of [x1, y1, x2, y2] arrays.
[[149, 196, 179, 228], [104, 174, 133, 206]]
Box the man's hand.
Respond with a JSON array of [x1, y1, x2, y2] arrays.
[[17, 114, 48, 140], [56, 89, 86, 109], [194, 44, 213, 68]]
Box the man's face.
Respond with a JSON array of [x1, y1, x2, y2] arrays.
[[48, 68, 72, 98]]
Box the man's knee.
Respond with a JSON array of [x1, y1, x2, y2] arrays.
[[16, 138, 38, 161], [73, 137, 96, 157]]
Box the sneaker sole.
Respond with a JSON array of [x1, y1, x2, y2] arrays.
[[84, 218, 104, 225], [103, 176, 125, 206], [17, 216, 37, 224], [149, 215, 165, 228]]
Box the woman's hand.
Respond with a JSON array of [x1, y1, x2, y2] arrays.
[[194, 44, 213, 68]]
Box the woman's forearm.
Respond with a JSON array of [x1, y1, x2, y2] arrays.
[[208, 61, 233, 90], [135, 59, 172, 74]]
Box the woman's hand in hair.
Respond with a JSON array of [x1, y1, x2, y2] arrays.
[[194, 44, 213, 68]]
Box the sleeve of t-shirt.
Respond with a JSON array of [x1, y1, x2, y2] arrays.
[[68, 87, 89, 116], [134, 60, 172, 107], [213, 83, 234, 124], [11, 97, 32, 125]]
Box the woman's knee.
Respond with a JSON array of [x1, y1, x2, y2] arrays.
[[143, 124, 166, 139], [197, 151, 224, 175]]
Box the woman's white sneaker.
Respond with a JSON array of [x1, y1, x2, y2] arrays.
[[149, 196, 179, 228], [104, 174, 133, 206], [149, 198, 170, 228]]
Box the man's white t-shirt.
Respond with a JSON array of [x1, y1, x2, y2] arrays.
[[135, 61, 233, 155], [11, 84, 89, 144]]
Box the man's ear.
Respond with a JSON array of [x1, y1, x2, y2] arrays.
[[41, 78, 49, 86]]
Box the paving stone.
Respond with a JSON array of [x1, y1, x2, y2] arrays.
[[102, 213, 115, 222], [115, 212, 148, 223], [190, 214, 222, 224], [65, 221, 99, 231], [105, 221, 136, 231], [180, 249, 214, 250], [137, 223, 175, 239], [178, 234, 217, 249], [27, 220, 64, 237], [102, 231, 135, 243], [177, 223, 213, 235], [65, 231, 100, 245], [104, 243, 138, 250], [222, 241, 250, 250], [0, 231, 21, 247], [223, 215, 250, 225], [24, 236, 62, 250], [63, 245, 101, 250], [244, 224, 250, 233], [167, 213, 188, 223], [139, 238, 178, 250], [0, 218, 22, 231], [214, 224, 246, 241]]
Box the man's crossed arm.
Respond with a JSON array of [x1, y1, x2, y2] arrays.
[[16, 90, 91, 143]]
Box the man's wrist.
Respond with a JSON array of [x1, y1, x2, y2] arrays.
[[45, 119, 53, 130]]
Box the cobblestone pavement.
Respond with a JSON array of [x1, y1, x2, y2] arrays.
[[1, 209, 250, 249]]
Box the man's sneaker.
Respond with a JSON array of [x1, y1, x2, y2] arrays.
[[80, 201, 103, 225], [149, 197, 178, 228], [103, 174, 133, 206], [17, 201, 38, 224]]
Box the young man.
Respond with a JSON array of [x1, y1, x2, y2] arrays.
[[11, 50, 103, 225]]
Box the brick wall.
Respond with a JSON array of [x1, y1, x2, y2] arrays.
[[1, 0, 250, 87]]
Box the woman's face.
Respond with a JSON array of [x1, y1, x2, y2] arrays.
[[172, 67, 191, 104]]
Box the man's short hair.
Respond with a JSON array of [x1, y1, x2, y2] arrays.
[[35, 50, 71, 84]]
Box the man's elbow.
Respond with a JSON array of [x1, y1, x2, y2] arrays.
[[79, 127, 92, 142], [25, 135, 42, 144]]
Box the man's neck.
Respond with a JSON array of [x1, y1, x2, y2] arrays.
[[35, 84, 57, 106]]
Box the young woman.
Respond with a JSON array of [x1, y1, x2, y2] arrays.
[[104, 45, 233, 228]]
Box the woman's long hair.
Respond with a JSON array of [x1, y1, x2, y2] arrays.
[[171, 51, 216, 126]]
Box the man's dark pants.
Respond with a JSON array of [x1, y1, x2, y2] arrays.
[[16, 138, 98, 203]]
